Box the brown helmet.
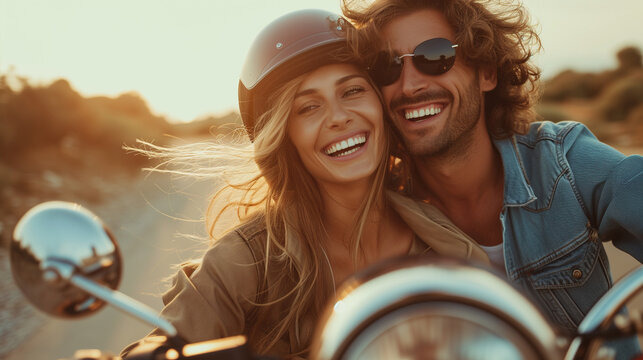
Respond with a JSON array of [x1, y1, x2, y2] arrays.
[[238, 9, 353, 141]]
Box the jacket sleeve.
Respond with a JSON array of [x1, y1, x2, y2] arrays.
[[121, 231, 259, 357], [563, 123, 643, 262]]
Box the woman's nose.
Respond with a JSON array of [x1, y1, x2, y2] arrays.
[[326, 102, 352, 129]]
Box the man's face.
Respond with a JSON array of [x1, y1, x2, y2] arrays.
[[379, 9, 496, 157]]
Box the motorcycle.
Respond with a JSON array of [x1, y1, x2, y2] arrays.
[[9, 201, 643, 359]]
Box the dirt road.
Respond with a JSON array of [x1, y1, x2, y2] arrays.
[[4, 171, 220, 360]]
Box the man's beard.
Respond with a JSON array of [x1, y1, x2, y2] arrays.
[[391, 75, 483, 159]]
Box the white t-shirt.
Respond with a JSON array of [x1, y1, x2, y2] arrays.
[[479, 242, 506, 275]]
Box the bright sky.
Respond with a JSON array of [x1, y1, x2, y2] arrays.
[[1, 0, 642, 123]]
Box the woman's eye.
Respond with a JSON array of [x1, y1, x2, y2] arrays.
[[343, 85, 365, 97], [296, 104, 318, 115]]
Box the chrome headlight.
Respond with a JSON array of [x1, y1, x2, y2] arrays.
[[310, 257, 562, 360]]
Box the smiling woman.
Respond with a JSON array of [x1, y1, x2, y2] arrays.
[[120, 8, 487, 360], [288, 64, 384, 185]]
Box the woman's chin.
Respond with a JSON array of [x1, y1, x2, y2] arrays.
[[319, 165, 378, 187]]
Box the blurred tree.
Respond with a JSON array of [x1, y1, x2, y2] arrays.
[[0, 75, 14, 152], [86, 92, 172, 150], [112, 92, 153, 117], [4, 79, 93, 155], [0, 76, 176, 166], [173, 112, 243, 137], [542, 46, 643, 103], [617, 46, 642, 72], [541, 70, 609, 101], [596, 72, 643, 122]]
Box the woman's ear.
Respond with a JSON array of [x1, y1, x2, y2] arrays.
[[479, 66, 498, 92]]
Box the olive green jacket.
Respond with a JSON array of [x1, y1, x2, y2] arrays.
[[123, 191, 489, 359]]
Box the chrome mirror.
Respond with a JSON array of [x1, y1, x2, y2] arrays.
[[11, 201, 121, 317], [10, 201, 177, 337]]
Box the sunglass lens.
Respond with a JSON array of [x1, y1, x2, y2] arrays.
[[413, 38, 456, 75], [369, 38, 457, 86], [370, 52, 402, 86]]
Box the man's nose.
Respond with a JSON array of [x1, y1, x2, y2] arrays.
[[399, 57, 429, 97]]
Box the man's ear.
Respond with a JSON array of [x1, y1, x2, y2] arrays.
[[479, 66, 497, 92]]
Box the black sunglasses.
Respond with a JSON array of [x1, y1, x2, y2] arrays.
[[369, 37, 458, 86]]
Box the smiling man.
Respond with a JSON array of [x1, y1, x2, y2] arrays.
[[343, 0, 643, 357]]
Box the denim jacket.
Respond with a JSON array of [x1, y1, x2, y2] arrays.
[[494, 121, 643, 355]]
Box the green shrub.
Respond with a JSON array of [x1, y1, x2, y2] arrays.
[[2, 79, 98, 155], [541, 70, 610, 102], [543, 46, 642, 102], [0, 75, 13, 151], [1, 77, 173, 156], [617, 46, 642, 72], [596, 72, 643, 122], [626, 103, 643, 123], [86, 93, 172, 148]]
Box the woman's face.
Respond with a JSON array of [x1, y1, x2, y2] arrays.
[[287, 63, 385, 186]]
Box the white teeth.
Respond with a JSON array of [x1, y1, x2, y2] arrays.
[[324, 134, 367, 156], [404, 105, 442, 120]]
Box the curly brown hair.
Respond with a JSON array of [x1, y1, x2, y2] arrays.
[[342, 0, 542, 138]]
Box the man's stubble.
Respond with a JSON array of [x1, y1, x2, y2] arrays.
[[395, 73, 483, 162]]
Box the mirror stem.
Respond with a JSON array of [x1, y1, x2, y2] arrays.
[[70, 274, 178, 337]]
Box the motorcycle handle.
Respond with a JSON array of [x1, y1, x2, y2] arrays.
[[10, 201, 643, 360]]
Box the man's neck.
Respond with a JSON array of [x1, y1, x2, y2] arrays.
[[412, 122, 505, 247], [413, 122, 503, 208]]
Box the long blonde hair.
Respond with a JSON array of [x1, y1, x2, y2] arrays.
[[237, 69, 392, 354], [135, 66, 394, 355]]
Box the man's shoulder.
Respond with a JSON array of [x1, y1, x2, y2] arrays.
[[494, 121, 590, 165], [495, 121, 598, 185], [517, 120, 588, 145]]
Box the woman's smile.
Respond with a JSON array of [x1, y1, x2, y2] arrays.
[[288, 63, 384, 185], [323, 132, 369, 158]]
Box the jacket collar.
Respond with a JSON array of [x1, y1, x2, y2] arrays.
[[386, 191, 490, 266], [492, 136, 537, 207]]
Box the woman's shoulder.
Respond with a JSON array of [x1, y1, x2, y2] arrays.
[[166, 212, 268, 291], [221, 212, 268, 264], [204, 212, 268, 266], [231, 212, 267, 242], [149, 214, 270, 347], [167, 213, 268, 308]]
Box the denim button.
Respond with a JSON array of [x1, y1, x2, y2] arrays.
[[572, 269, 583, 279]]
